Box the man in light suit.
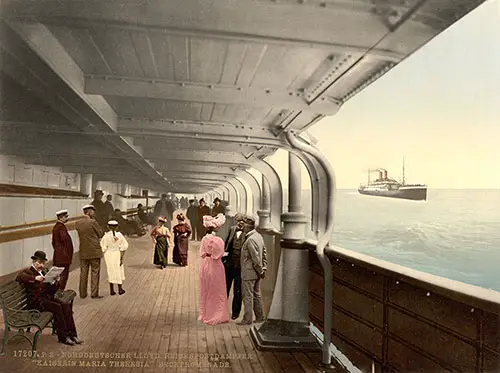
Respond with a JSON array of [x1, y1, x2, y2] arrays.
[[237, 215, 267, 325]]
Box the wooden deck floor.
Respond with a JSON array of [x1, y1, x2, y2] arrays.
[[0, 229, 329, 373]]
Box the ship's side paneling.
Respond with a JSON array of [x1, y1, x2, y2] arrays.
[[308, 246, 500, 373]]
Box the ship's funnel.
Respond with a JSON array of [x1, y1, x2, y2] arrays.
[[378, 171, 383, 181], [384, 170, 388, 179]]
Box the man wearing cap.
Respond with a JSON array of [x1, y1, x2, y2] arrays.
[[197, 198, 211, 240], [75, 204, 105, 299], [211, 197, 225, 216], [153, 193, 175, 229], [16, 250, 83, 346], [51, 209, 74, 292], [90, 190, 107, 230], [103, 194, 114, 222], [238, 216, 268, 325]]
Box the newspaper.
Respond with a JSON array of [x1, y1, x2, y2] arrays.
[[42, 266, 65, 283]]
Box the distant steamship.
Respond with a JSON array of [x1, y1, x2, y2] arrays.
[[358, 160, 427, 201]]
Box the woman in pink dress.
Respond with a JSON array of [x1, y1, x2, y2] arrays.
[[198, 213, 230, 326]]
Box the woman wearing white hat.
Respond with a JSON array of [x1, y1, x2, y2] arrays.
[[100, 220, 128, 295]]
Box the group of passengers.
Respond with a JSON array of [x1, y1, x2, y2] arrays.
[[14, 192, 267, 349]]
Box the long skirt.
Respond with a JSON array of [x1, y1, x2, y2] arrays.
[[198, 258, 229, 325], [104, 250, 125, 284], [153, 237, 168, 268], [173, 236, 189, 266]]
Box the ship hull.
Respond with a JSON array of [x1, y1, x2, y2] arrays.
[[358, 187, 427, 201]]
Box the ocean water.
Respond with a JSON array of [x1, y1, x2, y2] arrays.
[[303, 189, 500, 292]]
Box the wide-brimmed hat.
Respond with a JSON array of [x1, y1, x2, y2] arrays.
[[158, 216, 167, 223], [107, 220, 119, 226], [82, 204, 95, 211], [31, 250, 47, 262], [176, 213, 185, 221], [203, 213, 226, 229]]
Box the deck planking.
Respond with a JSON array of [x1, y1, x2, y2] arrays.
[[0, 223, 332, 373]]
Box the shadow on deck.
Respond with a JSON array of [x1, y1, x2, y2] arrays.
[[0, 232, 327, 373]]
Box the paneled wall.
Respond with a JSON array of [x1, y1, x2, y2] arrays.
[[0, 229, 80, 279], [0, 154, 154, 277], [0, 154, 79, 190]]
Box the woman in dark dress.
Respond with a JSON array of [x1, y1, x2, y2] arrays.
[[151, 216, 172, 269], [172, 213, 191, 266]]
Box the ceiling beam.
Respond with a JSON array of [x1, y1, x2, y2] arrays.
[[0, 0, 407, 61], [4, 146, 253, 164], [84, 75, 339, 114], [154, 160, 250, 169], [154, 164, 235, 174], [128, 133, 281, 148], [136, 139, 264, 154], [160, 170, 236, 180], [16, 152, 254, 170], [61, 165, 238, 177], [118, 118, 273, 139], [20, 154, 252, 171], [0, 119, 283, 147], [145, 150, 249, 163]]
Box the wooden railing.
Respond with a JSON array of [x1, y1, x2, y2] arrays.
[[0, 183, 87, 198], [306, 241, 500, 373], [0, 207, 153, 244]]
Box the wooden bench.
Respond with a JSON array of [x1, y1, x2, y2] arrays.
[[0, 281, 76, 358]]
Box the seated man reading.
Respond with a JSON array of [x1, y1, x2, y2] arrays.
[[112, 208, 146, 236], [137, 203, 155, 226], [16, 250, 83, 346]]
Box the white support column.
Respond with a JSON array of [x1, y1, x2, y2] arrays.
[[257, 174, 272, 230], [282, 153, 309, 324], [251, 152, 317, 351], [80, 173, 93, 196], [120, 184, 130, 196]]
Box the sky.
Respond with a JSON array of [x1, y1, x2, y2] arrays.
[[266, 0, 500, 189]]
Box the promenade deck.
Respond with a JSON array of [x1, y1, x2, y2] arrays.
[[0, 231, 332, 373]]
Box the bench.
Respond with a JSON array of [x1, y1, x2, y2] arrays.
[[0, 281, 76, 358]]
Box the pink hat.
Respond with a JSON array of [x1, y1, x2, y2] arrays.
[[203, 213, 226, 229]]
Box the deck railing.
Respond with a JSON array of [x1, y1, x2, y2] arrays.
[[0, 207, 153, 244], [306, 241, 500, 373]]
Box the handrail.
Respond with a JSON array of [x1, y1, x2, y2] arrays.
[[285, 130, 336, 367], [0, 207, 153, 244], [0, 206, 153, 232], [0, 183, 87, 197], [302, 239, 500, 315], [0, 216, 82, 232]]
